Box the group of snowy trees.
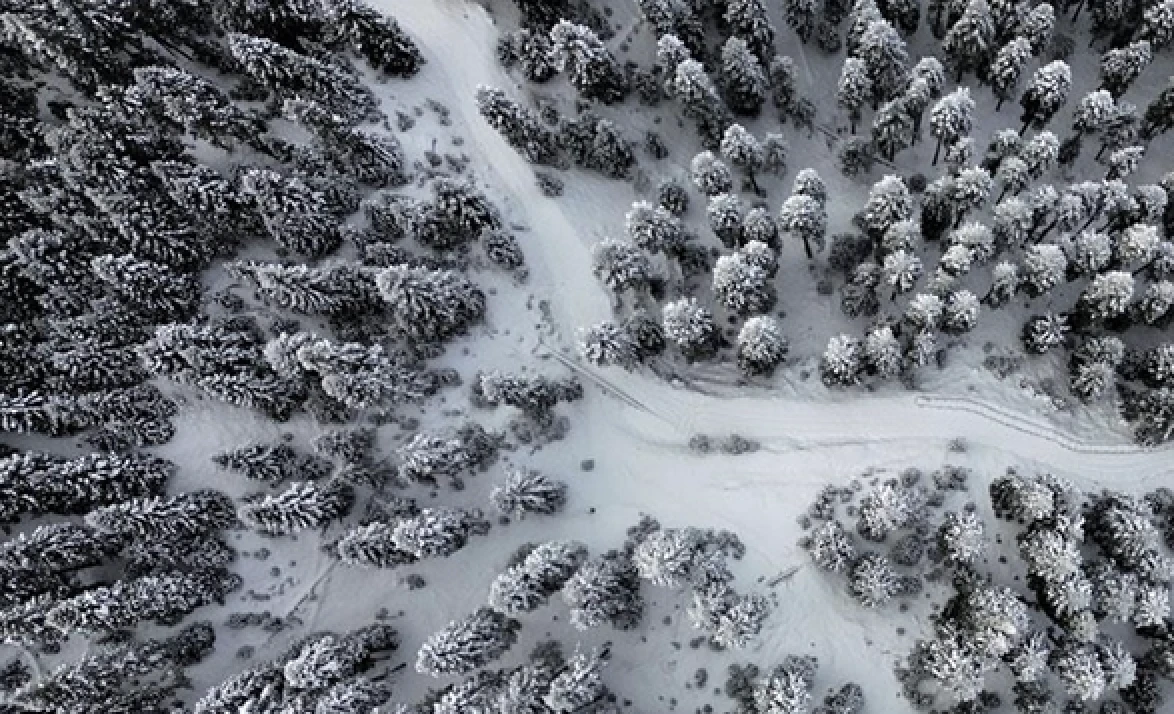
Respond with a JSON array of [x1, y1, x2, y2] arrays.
[[803, 465, 1174, 712]]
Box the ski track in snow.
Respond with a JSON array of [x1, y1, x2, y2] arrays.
[[392, 0, 1173, 490]]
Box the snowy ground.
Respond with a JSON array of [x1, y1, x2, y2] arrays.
[[7, 0, 1171, 710]]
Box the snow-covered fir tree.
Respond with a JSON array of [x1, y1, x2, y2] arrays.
[[549, 21, 628, 103], [475, 85, 559, 165], [562, 555, 645, 630], [392, 507, 490, 558], [416, 607, 521, 676], [239, 480, 353, 536], [375, 265, 486, 341], [488, 540, 586, 615]]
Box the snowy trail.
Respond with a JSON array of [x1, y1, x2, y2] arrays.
[[389, 0, 1173, 493]]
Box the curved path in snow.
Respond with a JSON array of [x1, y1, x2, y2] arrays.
[[390, 1, 1172, 489]]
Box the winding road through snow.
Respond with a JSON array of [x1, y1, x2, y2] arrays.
[[390, 0, 1172, 491]]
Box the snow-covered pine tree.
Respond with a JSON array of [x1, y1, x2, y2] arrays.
[[639, 0, 705, 57], [708, 193, 745, 246], [238, 168, 342, 257], [713, 251, 776, 314], [838, 57, 874, 134], [882, 250, 924, 297], [1018, 2, 1054, 55], [1020, 60, 1072, 133], [562, 555, 645, 630], [336, 521, 418, 568], [416, 607, 521, 676], [545, 649, 609, 712], [671, 59, 733, 147], [1022, 313, 1069, 354], [323, 0, 424, 77], [488, 540, 587, 615], [778, 193, 827, 260], [477, 371, 583, 420], [991, 198, 1032, 253], [1100, 40, 1152, 98], [579, 321, 641, 368], [991, 37, 1032, 111], [691, 151, 735, 196], [821, 335, 864, 386], [1076, 270, 1134, 323], [737, 316, 789, 376], [658, 177, 691, 215], [227, 260, 377, 316], [942, 0, 994, 82], [591, 238, 652, 294], [871, 97, 915, 161], [1142, 80, 1174, 138], [491, 470, 568, 516], [549, 21, 629, 103], [392, 507, 490, 558], [475, 85, 560, 165], [742, 208, 781, 250], [238, 479, 354, 535], [131, 66, 260, 149], [947, 172, 991, 231], [375, 265, 486, 341], [863, 175, 914, 240], [942, 289, 981, 334], [994, 158, 1031, 203], [47, 569, 241, 635], [561, 113, 635, 179], [847, 0, 886, 55], [720, 124, 765, 191], [930, 87, 975, 165], [1020, 130, 1060, 179], [1135, 280, 1174, 325], [857, 18, 910, 102], [725, 0, 778, 64], [1141, 0, 1174, 49], [86, 490, 235, 542], [626, 200, 687, 254], [785, 0, 819, 43], [662, 297, 720, 360], [228, 33, 374, 121], [720, 37, 769, 116], [769, 55, 800, 114], [213, 442, 326, 484]]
